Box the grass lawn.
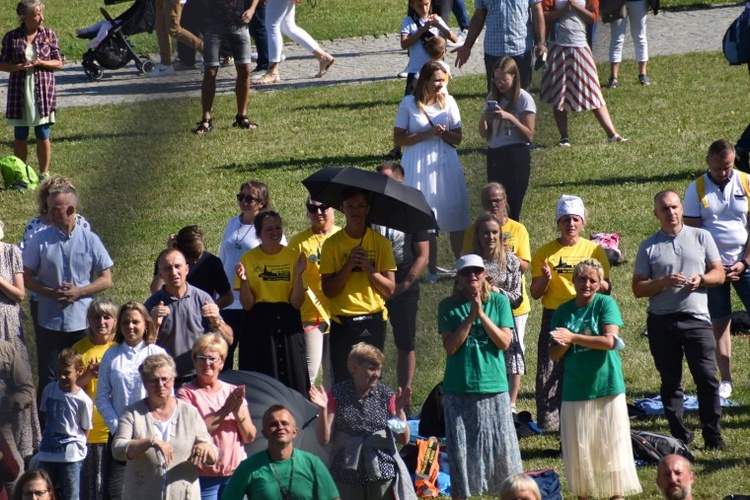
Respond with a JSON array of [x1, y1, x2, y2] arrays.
[[0, 48, 749, 497], [2, 0, 742, 57]]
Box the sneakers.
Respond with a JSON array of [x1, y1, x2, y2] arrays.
[[423, 273, 439, 284], [38, 172, 50, 182], [639, 73, 651, 86], [397, 66, 408, 78], [609, 134, 629, 143], [383, 147, 402, 160], [719, 380, 733, 399], [558, 137, 571, 147], [147, 63, 175, 77], [436, 266, 457, 276], [219, 56, 234, 67], [606, 76, 618, 88], [447, 29, 468, 47], [705, 437, 728, 451]]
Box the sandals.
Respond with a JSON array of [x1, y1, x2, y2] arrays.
[[251, 72, 281, 85], [232, 114, 259, 130], [315, 56, 335, 78], [194, 118, 214, 135]]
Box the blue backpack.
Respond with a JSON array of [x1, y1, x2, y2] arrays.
[[723, 6, 750, 65]]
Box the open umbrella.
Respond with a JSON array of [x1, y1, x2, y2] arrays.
[[302, 166, 439, 233], [219, 370, 329, 463]]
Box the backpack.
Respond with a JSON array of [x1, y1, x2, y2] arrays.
[[526, 469, 563, 500], [0, 155, 39, 191], [630, 430, 695, 464], [695, 171, 750, 208], [418, 382, 445, 438], [723, 6, 750, 65]]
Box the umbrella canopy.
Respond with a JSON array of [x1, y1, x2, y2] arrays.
[[219, 370, 329, 463], [302, 167, 439, 233]]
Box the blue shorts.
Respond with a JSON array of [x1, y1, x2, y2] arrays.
[[203, 19, 252, 67], [14, 123, 52, 141]]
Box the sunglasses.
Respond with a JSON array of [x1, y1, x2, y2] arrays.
[[307, 204, 330, 213], [459, 267, 484, 277], [237, 193, 260, 204]]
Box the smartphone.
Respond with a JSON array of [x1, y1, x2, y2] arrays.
[[486, 100, 498, 110]]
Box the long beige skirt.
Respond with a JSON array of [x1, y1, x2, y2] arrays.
[[560, 393, 642, 498]]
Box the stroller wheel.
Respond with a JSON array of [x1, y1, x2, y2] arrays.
[[138, 59, 156, 75], [84, 63, 104, 81]]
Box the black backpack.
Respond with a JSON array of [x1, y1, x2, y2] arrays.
[[630, 430, 695, 464], [418, 382, 445, 438], [723, 8, 750, 65]]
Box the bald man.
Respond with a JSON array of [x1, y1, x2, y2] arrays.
[[657, 454, 695, 500]]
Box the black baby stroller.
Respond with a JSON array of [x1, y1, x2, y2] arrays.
[[79, 0, 156, 80]]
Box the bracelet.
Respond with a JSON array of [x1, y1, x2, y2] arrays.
[[742, 259, 750, 271]]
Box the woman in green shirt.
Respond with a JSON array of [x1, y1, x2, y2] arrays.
[[549, 259, 641, 499]]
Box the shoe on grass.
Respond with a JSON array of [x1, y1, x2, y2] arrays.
[[704, 437, 728, 451], [606, 76, 618, 88], [639, 73, 651, 86], [609, 134, 629, 143], [558, 137, 571, 147], [423, 273, 439, 284], [719, 380, 733, 399]]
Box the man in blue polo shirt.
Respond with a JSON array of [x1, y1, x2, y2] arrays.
[[23, 184, 113, 391], [145, 248, 233, 382]]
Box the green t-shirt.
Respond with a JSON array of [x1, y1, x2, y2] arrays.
[[438, 292, 513, 394], [222, 449, 339, 500], [551, 294, 626, 402]]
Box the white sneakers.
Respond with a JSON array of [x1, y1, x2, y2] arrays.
[[719, 380, 733, 399], [147, 63, 175, 77], [447, 29, 468, 48]]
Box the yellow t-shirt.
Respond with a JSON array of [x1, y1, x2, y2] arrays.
[[462, 218, 532, 316], [319, 228, 397, 320], [72, 336, 116, 444], [288, 226, 341, 325], [531, 238, 610, 310], [234, 246, 301, 304]]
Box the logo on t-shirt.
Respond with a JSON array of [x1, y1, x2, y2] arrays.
[[553, 257, 577, 275], [254, 264, 291, 282]]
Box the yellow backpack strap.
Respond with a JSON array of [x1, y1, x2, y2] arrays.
[[739, 171, 750, 203], [696, 175, 709, 208]]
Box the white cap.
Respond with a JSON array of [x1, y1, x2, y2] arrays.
[[556, 194, 585, 221], [455, 254, 485, 272]]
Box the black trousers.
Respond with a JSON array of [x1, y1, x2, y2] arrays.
[[486, 143, 531, 221], [646, 312, 722, 443]]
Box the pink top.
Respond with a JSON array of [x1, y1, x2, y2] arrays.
[[176, 380, 248, 477]]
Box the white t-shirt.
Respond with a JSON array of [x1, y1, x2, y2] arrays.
[[38, 382, 93, 463], [401, 15, 451, 74], [486, 89, 537, 149], [684, 171, 750, 265]]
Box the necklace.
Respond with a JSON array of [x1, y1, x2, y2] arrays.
[[268, 450, 294, 500], [309, 232, 326, 264], [234, 216, 254, 250]]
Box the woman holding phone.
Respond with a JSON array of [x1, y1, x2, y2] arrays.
[[478, 57, 536, 221]]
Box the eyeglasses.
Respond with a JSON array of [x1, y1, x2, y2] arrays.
[[237, 193, 260, 204], [147, 376, 174, 386], [196, 355, 221, 364], [458, 267, 484, 277], [306, 204, 330, 214], [23, 490, 49, 498]]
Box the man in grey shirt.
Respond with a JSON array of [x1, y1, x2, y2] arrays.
[[145, 248, 233, 381], [632, 190, 726, 450]]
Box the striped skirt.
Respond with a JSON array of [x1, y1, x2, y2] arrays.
[[540, 43, 605, 112], [443, 392, 523, 498]]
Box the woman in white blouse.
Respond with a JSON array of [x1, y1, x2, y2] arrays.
[[96, 302, 165, 500]]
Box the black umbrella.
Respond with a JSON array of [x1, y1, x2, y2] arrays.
[[302, 166, 439, 233], [219, 370, 329, 463]]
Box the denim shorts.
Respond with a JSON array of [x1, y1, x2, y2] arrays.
[[15, 123, 52, 141], [707, 270, 750, 323], [203, 19, 252, 67]]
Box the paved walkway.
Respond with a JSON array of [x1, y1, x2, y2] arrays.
[[4, 3, 742, 108]]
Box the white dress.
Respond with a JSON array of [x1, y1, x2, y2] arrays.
[[395, 95, 470, 233]]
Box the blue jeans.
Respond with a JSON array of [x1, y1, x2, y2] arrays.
[[199, 476, 230, 500], [707, 269, 750, 322], [40, 460, 83, 500], [203, 19, 253, 67]]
